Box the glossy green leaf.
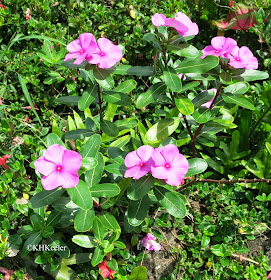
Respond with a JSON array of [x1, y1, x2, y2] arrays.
[[64, 129, 94, 139], [222, 93, 255, 110], [30, 213, 44, 230], [47, 235, 70, 258], [154, 186, 186, 218], [56, 96, 80, 106], [167, 44, 199, 57], [104, 163, 126, 176], [163, 66, 182, 92], [114, 80, 137, 93], [46, 133, 64, 147], [67, 180, 93, 210], [175, 97, 194, 115], [127, 175, 153, 200], [91, 246, 105, 267], [175, 55, 219, 74], [103, 91, 132, 105], [80, 157, 98, 171], [74, 209, 95, 232], [129, 266, 147, 280], [42, 226, 54, 238], [99, 213, 120, 231], [90, 183, 120, 197], [101, 120, 119, 137], [93, 216, 104, 241], [22, 232, 43, 256], [46, 211, 63, 227], [136, 82, 167, 109], [110, 135, 131, 148], [30, 188, 65, 208], [114, 118, 138, 131], [185, 158, 208, 176], [232, 69, 269, 82], [78, 92, 95, 111], [93, 67, 115, 80], [266, 142, 271, 155], [81, 134, 102, 158], [114, 65, 154, 76], [59, 253, 91, 265], [127, 195, 150, 226], [223, 82, 249, 95], [72, 235, 97, 248], [145, 117, 180, 144], [85, 152, 104, 187], [193, 108, 213, 123], [44, 264, 78, 280], [192, 89, 215, 108]]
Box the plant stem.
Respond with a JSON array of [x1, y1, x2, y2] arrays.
[[97, 84, 103, 136], [249, 105, 271, 137], [183, 115, 197, 158], [176, 178, 271, 192]]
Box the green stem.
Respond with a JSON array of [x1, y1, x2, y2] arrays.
[[249, 105, 271, 137], [97, 84, 103, 136]]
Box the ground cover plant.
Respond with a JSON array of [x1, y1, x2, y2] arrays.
[[1, 0, 271, 279]]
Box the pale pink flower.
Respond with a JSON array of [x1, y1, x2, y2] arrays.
[[151, 12, 198, 37], [201, 36, 237, 59], [0, 267, 14, 280], [124, 145, 154, 180], [228, 46, 258, 69], [34, 144, 82, 190], [64, 33, 98, 65], [201, 88, 217, 109], [267, 271, 271, 279], [25, 8, 31, 20], [86, 38, 122, 69], [178, 73, 187, 81], [141, 233, 161, 251], [151, 144, 189, 186]]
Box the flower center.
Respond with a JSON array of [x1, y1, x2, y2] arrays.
[[236, 57, 240, 61], [140, 163, 145, 167], [100, 52, 105, 56], [56, 166, 62, 171], [165, 164, 170, 168], [215, 50, 220, 53], [80, 49, 84, 53]]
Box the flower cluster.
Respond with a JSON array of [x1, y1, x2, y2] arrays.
[[201, 36, 258, 70], [0, 155, 11, 169], [64, 33, 123, 69], [141, 233, 161, 251], [151, 12, 198, 37], [98, 260, 116, 279], [34, 144, 82, 191], [124, 144, 189, 187]]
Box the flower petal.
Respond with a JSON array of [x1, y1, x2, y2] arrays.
[[136, 145, 154, 163], [151, 13, 167, 26], [151, 165, 169, 180], [43, 144, 66, 166], [124, 166, 149, 179], [160, 144, 179, 164], [78, 33, 96, 51], [151, 147, 166, 166], [211, 36, 226, 50], [64, 52, 80, 61], [34, 156, 56, 176], [41, 171, 63, 190], [67, 39, 81, 53], [124, 151, 141, 168], [58, 171, 80, 188], [62, 150, 82, 172]]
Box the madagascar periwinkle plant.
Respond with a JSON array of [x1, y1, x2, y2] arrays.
[[12, 9, 271, 279]]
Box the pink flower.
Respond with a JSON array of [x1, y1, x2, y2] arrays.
[[141, 233, 161, 251], [64, 33, 98, 65], [23, 105, 39, 110], [23, 115, 30, 123], [0, 267, 14, 280], [151, 144, 189, 186], [124, 145, 154, 180], [98, 260, 116, 279], [34, 144, 82, 190], [267, 271, 271, 279], [178, 73, 186, 81], [151, 12, 198, 37], [201, 88, 217, 109], [201, 36, 237, 59], [0, 97, 2, 105], [25, 8, 31, 20], [0, 155, 11, 169], [86, 38, 122, 69], [228, 46, 258, 69]]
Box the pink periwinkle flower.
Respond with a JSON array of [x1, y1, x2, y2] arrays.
[[86, 38, 123, 69], [141, 233, 161, 251], [34, 144, 82, 190], [124, 145, 154, 180], [151, 144, 189, 186], [25, 8, 31, 20], [151, 12, 198, 37], [201, 36, 237, 59], [201, 88, 217, 109], [64, 33, 98, 65], [228, 46, 258, 70], [178, 73, 187, 81]]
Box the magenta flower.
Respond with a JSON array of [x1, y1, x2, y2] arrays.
[[201, 89, 217, 109], [228, 46, 258, 69], [64, 33, 98, 65], [141, 233, 161, 251], [151, 144, 189, 186], [201, 36, 237, 59], [86, 38, 122, 69], [151, 12, 198, 37], [124, 145, 154, 180], [34, 144, 82, 190]]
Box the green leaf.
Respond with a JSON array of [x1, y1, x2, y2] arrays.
[[185, 158, 208, 176], [154, 186, 186, 218], [73, 110, 85, 129], [74, 209, 95, 232], [114, 65, 154, 76], [22, 232, 43, 256], [114, 241, 126, 249], [266, 142, 271, 155], [99, 213, 120, 231], [64, 129, 94, 139], [93, 67, 115, 80], [93, 216, 104, 241], [80, 157, 98, 171], [78, 92, 95, 111], [44, 264, 78, 280], [114, 80, 137, 93], [91, 246, 105, 267], [179, 81, 200, 93], [110, 135, 131, 148], [175, 97, 194, 115], [127, 195, 150, 226], [30, 213, 44, 230], [72, 235, 97, 248], [127, 175, 153, 200], [67, 180, 93, 210], [114, 118, 138, 131], [60, 253, 91, 265], [192, 108, 213, 124], [56, 96, 80, 106], [47, 235, 70, 258], [103, 91, 132, 105], [46, 133, 64, 147], [101, 120, 119, 137], [175, 55, 219, 74], [81, 134, 102, 158], [163, 66, 182, 92], [222, 93, 255, 110], [46, 211, 63, 227], [167, 44, 199, 57], [42, 225, 54, 238], [232, 69, 269, 82], [107, 259, 118, 271], [129, 266, 147, 280], [104, 163, 126, 176], [90, 183, 120, 197], [30, 188, 65, 208], [136, 82, 167, 109], [85, 152, 104, 187], [192, 90, 215, 108], [18, 74, 42, 126], [145, 118, 180, 144], [210, 244, 228, 257], [223, 82, 249, 95]]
